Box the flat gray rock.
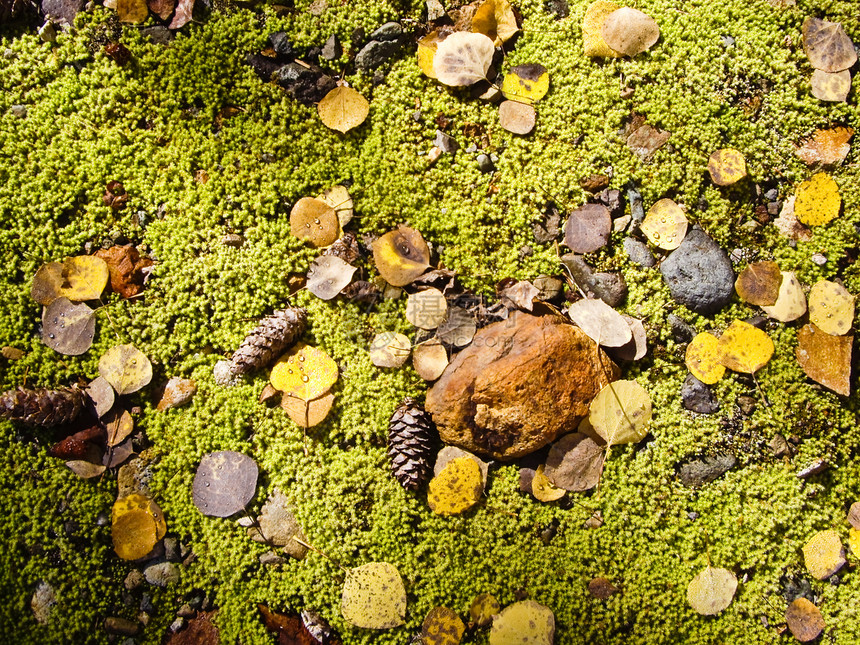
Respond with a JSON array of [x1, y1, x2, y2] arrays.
[[681, 373, 720, 414], [660, 228, 734, 314], [623, 237, 655, 268]]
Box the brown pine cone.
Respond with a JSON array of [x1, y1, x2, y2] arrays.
[[0, 385, 84, 427]]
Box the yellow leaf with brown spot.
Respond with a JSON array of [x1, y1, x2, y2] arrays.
[[289, 197, 339, 248], [111, 508, 157, 560], [501, 64, 550, 104], [471, 0, 518, 46], [786, 598, 825, 643], [707, 148, 747, 186], [317, 86, 369, 133], [686, 566, 737, 615], [796, 324, 852, 396], [811, 69, 851, 102], [734, 260, 782, 306], [427, 457, 482, 515], [341, 562, 406, 629], [718, 320, 773, 374], [98, 344, 153, 395], [372, 226, 431, 287], [640, 198, 687, 250], [808, 280, 854, 335], [489, 601, 555, 645], [795, 127, 854, 166], [582, 0, 624, 58], [802, 529, 846, 579], [532, 464, 566, 502], [58, 256, 109, 302], [270, 343, 338, 401], [685, 333, 726, 385], [795, 173, 841, 226], [469, 593, 500, 627], [422, 606, 465, 645]]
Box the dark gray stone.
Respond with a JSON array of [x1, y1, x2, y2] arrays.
[[321, 34, 341, 60], [667, 314, 696, 344], [164, 537, 180, 562], [533, 206, 561, 243], [276, 63, 337, 105], [681, 374, 720, 414], [596, 189, 624, 217], [678, 454, 736, 487], [660, 228, 734, 314], [268, 32, 295, 61], [433, 130, 459, 153], [246, 53, 280, 82], [140, 593, 154, 614], [476, 153, 494, 173], [41, 0, 82, 24], [560, 254, 626, 307], [370, 21, 402, 41], [141, 26, 174, 45], [355, 40, 401, 70], [623, 237, 655, 268], [626, 184, 645, 224]]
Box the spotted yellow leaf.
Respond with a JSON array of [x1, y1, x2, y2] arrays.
[[317, 86, 369, 134], [761, 271, 807, 322], [641, 198, 687, 250], [582, 0, 623, 58], [501, 64, 550, 104], [718, 320, 774, 374], [707, 148, 747, 186], [341, 562, 406, 629], [427, 456, 482, 515], [687, 566, 737, 615], [808, 279, 854, 336], [532, 464, 566, 502], [802, 529, 846, 580], [270, 343, 338, 401], [685, 332, 726, 385], [795, 173, 841, 226]]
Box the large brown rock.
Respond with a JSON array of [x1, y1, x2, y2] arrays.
[[426, 313, 618, 460]]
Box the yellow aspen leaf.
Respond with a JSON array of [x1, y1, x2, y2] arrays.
[[289, 197, 339, 247], [501, 64, 550, 104], [316, 184, 354, 229], [270, 343, 338, 401], [796, 324, 852, 396], [489, 600, 555, 645], [116, 0, 148, 23], [707, 148, 747, 186], [686, 566, 737, 615], [98, 344, 153, 395], [372, 226, 431, 287], [341, 562, 406, 629], [786, 598, 825, 643], [427, 457, 482, 515], [808, 280, 854, 335], [802, 529, 846, 579], [718, 320, 774, 374], [640, 198, 687, 250], [422, 606, 466, 645], [470, 593, 501, 627], [65, 460, 106, 479], [582, 0, 623, 58], [58, 255, 110, 302], [471, 0, 518, 46], [317, 86, 369, 133], [412, 338, 449, 381], [685, 332, 726, 385], [802, 17, 857, 72], [112, 493, 167, 540], [588, 380, 651, 446], [418, 31, 446, 79], [532, 464, 566, 502], [761, 271, 807, 322], [735, 260, 782, 306], [795, 173, 841, 226], [281, 391, 335, 428], [112, 508, 157, 560], [795, 126, 854, 166], [811, 68, 851, 102], [848, 527, 860, 557], [369, 331, 411, 368], [30, 262, 64, 305]]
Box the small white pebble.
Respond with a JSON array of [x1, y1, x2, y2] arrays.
[[810, 252, 827, 266], [213, 360, 239, 387]]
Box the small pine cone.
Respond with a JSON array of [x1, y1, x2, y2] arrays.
[[230, 307, 308, 375], [323, 231, 361, 265], [0, 385, 84, 427], [388, 398, 437, 491]]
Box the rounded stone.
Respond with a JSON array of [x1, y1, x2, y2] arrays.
[[659, 228, 734, 314]]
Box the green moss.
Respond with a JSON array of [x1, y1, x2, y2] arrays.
[[1, 0, 860, 643]]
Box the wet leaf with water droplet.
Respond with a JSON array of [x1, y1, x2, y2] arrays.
[[192, 451, 258, 517], [41, 298, 95, 355]]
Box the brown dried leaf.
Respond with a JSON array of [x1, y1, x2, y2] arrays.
[[735, 261, 782, 306], [563, 203, 611, 254], [290, 198, 339, 248], [85, 377, 115, 418], [436, 306, 476, 348], [192, 451, 258, 517], [281, 391, 335, 428], [626, 123, 670, 160], [544, 432, 603, 492], [104, 407, 134, 447], [168, 0, 193, 28], [116, 0, 148, 23], [41, 298, 96, 356], [500, 280, 540, 311], [811, 69, 851, 102], [785, 598, 825, 642], [166, 612, 220, 645], [498, 100, 535, 135], [372, 226, 431, 287], [802, 17, 857, 72], [601, 7, 660, 57], [94, 244, 153, 299], [412, 338, 449, 381], [795, 127, 854, 166], [65, 460, 107, 479], [306, 255, 356, 300], [588, 577, 618, 599], [796, 324, 852, 396], [147, 0, 174, 21], [31, 262, 64, 305]]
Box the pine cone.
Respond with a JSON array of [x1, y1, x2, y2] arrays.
[[388, 398, 437, 491], [230, 307, 308, 375], [0, 386, 84, 427]]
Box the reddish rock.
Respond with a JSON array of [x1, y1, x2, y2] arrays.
[[425, 313, 617, 460]]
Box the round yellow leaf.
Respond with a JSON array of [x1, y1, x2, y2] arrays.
[[341, 562, 406, 629], [412, 338, 449, 381], [422, 606, 466, 645], [112, 493, 167, 540], [532, 464, 566, 502], [640, 198, 687, 250], [761, 271, 807, 322], [685, 332, 726, 385], [469, 593, 501, 627], [718, 320, 774, 374], [582, 0, 624, 58], [707, 148, 747, 186], [112, 509, 157, 560], [501, 64, 550, 104], [281, 391, 335, 428], [795, 173, 841, 226], [59, 256, 110, 302], [270, 343, 338, 401], [802, 529, 846, 580], [489, 600, 555, 645], [369, 332, 411, 368], [811, 68, 851, 102], [289, 197, 339, 248], [316, 184, 354, 229], [472, 0, 518, 46], [686, 566, 737, 615], [589, 379, 652, 446], [808, 279, 854, 336], [98, 344, 153, 395], [317, 86, 369, 133], [372, 226, 431, 287], [427, 457, 482, 515]]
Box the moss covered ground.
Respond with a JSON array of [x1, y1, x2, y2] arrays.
[[0, 0, 859, 642]]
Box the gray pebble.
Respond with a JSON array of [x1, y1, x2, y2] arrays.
[[811, 252, 827, 266], [623, 237, 655, 268], [764, 188, 779, 201], [476, 153, 494, 173], [176, 603, 195, 618], [355, 40, 401, 70], [321, 34, 341, 60], [660, 228, 734, 314], [213, 360, 239, 387], [678, 454, 736, 488], [124, 570, 144, 591], [433, 129, 459, 153], [370, 22, 402, 41], [143, 562, 179, 588], [560, 254, 627, 307], [163, 537, 180, 562], [465, 143, 477, 153], [681, 373, 720, 414], [596, 188, 624, 217], [720, 35, 735, 47], [767, 201, 780, 216], [612, 214, 631, 233], [169, 617, 186, 633], [140, 26, 174, 45], [667, 314, 695, 344], [140, 593, 154, 614], [737, 394, 757, 416], [260, 551, 287, 566], [626, 185, 645, 223]]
